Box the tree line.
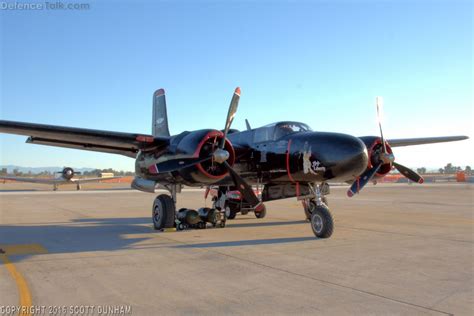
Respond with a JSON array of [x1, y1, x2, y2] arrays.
[[416, 164, 471, 175]]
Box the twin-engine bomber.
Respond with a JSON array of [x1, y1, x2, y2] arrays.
[[0, 88, 468, 237]]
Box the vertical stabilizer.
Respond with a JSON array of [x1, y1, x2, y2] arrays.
[[245, 119, 252, 130], [152, 89, 171, 137]]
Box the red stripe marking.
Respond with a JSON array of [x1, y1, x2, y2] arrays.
[[148, 164, 159, 174], [136, 135, 154, 143], [295, 182, 300, 197], [286, 139, 295, 183]]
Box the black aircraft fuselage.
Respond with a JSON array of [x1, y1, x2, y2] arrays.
[[136, 122, 369, 188]]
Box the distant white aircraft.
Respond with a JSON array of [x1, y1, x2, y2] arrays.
[[0, 167, 123, 190]]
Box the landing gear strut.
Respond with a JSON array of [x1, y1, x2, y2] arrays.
[[304, 183, 333, 238]]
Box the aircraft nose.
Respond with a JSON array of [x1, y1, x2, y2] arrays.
[[320, 133, 368, 180], [338, 135, 368, 178]]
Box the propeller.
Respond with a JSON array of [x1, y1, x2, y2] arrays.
[[151, 87, 261, 207], [223, 161, 260, 206], [347, 162, 382, 197], [220, 87, 240, 148], [393, 162, 424, 184], [347, 97, 424, 197]]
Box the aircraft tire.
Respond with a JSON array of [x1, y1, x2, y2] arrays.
[[227, 210, 237, 220], [152, 194, 176, 230], [310, 205, 333, 238], [225, 204, 237, 219], [305, 198, 329, 220]]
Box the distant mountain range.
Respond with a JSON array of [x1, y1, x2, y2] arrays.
[[0, 165, 97, 174]]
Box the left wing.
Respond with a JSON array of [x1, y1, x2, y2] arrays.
[[0, 120, 170, 158], [387, 136, 468, 147]]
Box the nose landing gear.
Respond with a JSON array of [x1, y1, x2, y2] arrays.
[[303, 183, 333, 238], [310, 204, 333, 238]]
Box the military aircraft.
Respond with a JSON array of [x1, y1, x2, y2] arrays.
[[0, 88, 468, 237], [0, 167, 123, 191]]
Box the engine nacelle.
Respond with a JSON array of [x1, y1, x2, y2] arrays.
[[136, 129, 236, 185], [175, 129, 235, 184], [359, 136, 393, 178]]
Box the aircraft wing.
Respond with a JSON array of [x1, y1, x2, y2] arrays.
[[388, 136, 468, 147], [0, 176, 66, 184], [71, 176, 124, 184], [0, 120, 169, 158]]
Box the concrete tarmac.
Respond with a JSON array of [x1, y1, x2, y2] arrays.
[[0, 183, 472, 315]]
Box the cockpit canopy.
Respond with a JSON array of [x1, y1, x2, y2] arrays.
[[254, 121, 312, 143]]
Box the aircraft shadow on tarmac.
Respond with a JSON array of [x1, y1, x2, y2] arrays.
[[173, 237, 316, 248], [0, 217, 311, 262], [0, 189, 42, 192]]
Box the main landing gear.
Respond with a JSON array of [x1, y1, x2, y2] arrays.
[[152, 185, 226, 231], [303, 183, 333, 238], [151, 183, 332, 238], [152, 194, 176, 230]]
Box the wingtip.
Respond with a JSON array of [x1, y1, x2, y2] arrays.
[[234, 87, 241, 96], [347, 190, 354, 197], [418, 178, 424, 184], [156, 88, 165, 96]]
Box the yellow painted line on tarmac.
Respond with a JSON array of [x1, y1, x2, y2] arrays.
[[0, 244, 48, 316]]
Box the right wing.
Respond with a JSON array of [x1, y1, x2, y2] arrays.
[[0, 176, 66, 184], [387, 136, 469, 147], [0, 120, 169, 158]]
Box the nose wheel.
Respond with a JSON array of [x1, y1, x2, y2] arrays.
[[310, 204, 333, 238]]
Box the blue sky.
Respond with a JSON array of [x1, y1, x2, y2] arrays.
[[1, 0, 472, 171]]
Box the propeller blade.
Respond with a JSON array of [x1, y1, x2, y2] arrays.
[[393, 162, 424, 184], [223, 161, 260, 206], [376, 96, 387, 153], [347, 162, 383, 197], [149, 156, 212, 174], [220, 87, 241, 148]]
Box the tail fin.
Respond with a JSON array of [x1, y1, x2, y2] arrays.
[[152, 89, 171, 137], [245, 119, 252, 130]]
